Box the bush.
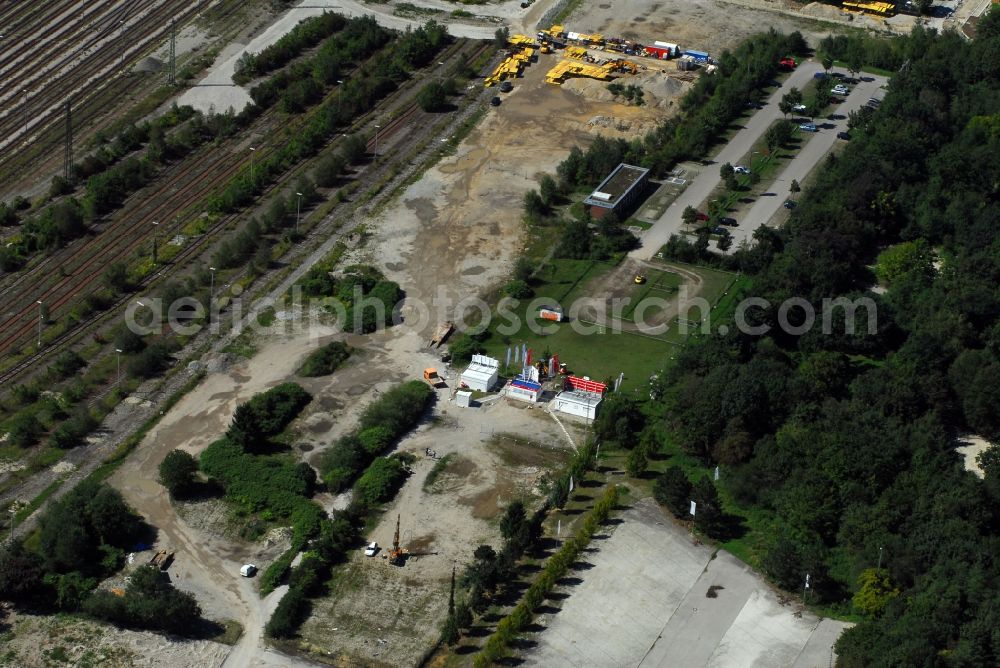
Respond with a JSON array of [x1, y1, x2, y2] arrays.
[[83, 566, 202, 634], [49, 410, 98, 449], [355, 457, 406, 506], [265, 587, 311, 638], [653, 466, 692, 517], [159, 450, 199, 498], [127, 344, 172, 379], [6, 412, 43, 448], [503, 280, 533, 299], [51, 350, 85, 378], [298, 341, 351, 377], [358, 426, 393, 454]]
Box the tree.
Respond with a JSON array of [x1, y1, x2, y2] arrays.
[[719, 163, 735, 180], [539, 174, 558, 206], [103, 262, 130, 293], [852, 568, 900, 617], [692, 475, 723, 537], [159, 450, 199, 498], [653, 466, 692, 517], [494, 27, 510, 49], [820, 54, 833, 74], [499, 501, 530, 553], [626, 446, 648, 477], [513, 256, 533, 282], [227, 403, 264, 451], [682, 205, 700, 226], [789, 179, 800, 192], [778, 99, 793, 118], [503, 279, 533, 299], [417, 80, 448, 112], [874, 240, 933, 285], [523, 189, 547, 220]]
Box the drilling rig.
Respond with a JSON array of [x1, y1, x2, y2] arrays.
[[388, 514, 407, 566]]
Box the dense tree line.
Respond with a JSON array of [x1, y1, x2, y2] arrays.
[[0, 481, 203, 634], [316, 380, 433, 492], [209, 20, 450, 214], [266, 380, 434, 639], [234, 11, 348, 83], [646, 14, 1000, 665]]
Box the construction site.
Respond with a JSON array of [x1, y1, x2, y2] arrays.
[[4, 0, 989, 665]]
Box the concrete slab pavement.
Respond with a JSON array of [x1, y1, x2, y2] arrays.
[[525, 499, 852, 668]]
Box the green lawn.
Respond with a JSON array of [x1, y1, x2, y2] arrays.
[[476, 261, 740, 390]]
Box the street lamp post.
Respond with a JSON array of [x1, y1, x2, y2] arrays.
[[36, 300, 43, 347], [295, 191, 303, 234], [209, 266, 216, 299], [336, 79, 344, 120], [22, 88, 28, 139], [373, 125, 380, 162], [115, 348, 123, 388], [151, 220, 159, 264], [249, 146, 256, 183]]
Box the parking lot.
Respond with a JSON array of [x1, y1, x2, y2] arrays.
[[524, 499, 851, 668], [629, 62, 887, 259]]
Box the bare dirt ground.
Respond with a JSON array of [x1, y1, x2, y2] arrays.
[[360, 50, 681, 332], [564, 0, 848, 55], [298, 425, 575, 665], [0, 610, 228, 668], [956, 434, 994, 479]]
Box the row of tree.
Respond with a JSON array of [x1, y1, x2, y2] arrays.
[[649, 13, 1000, 664]]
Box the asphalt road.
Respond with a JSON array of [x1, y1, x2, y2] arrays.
[[725, 73, 887, 250], [630, 62, 886, 259]]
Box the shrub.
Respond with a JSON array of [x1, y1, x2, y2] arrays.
[[51, 350, 85, 378], [357, 425, 393, 454], [159, 450, 199, 497], [6, 412, 43, 448], [127, 344, 172, 379], [49, 410, 98, 449], [265, 587, 310, 638], [298, 341, 351, 377], [355, 457, 406, 506]]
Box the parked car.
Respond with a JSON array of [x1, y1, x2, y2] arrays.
[[719, 217, 738, 227], [733, 165, 750, 175], [792, 103, 807, 112], [490, 96, 501, 107], [783, 200, 796, 209], [837, 131, 851, 140], [695, 211, 710, 221], [799, 122, 817, 132], [813, 71, 828, 79], [499, 81, 513, 93], [240, 564, 258, 577], [867, 97, 881, 106], [364, 542, 379, 557], [831, 86, 849, 95], [711, 226, 726, 235]]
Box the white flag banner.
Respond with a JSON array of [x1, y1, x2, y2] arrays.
[[714, 466, 720, 481], [568, 476, 574, 493], [690, 500, 697, 516]]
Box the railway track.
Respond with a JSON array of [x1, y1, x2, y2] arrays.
[[0, 0, 208, 164], [0, 39, 490, 386]]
